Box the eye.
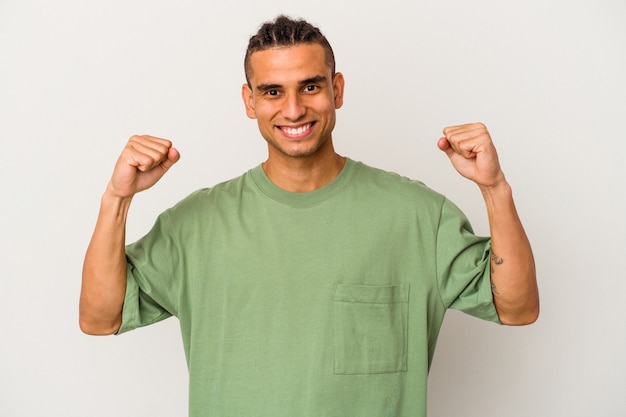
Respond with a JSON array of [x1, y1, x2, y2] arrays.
[[266, 89, 279, 96], [303, 85, 318, 93]]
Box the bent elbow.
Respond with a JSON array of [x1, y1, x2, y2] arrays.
[[79, 314, 122, 336], [499, 304, 540, 326]]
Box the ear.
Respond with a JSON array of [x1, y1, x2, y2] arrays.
[[332, 72, 345, 109], [241, 83, 257, 119]]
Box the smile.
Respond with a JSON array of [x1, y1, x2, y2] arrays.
[[279, 123, 314, 138]]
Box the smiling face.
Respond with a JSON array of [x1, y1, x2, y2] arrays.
[[242, 43, 344, 162]]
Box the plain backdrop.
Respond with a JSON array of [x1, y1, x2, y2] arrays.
[[1, 1, 625, 416]]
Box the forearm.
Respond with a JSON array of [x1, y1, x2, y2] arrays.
[[79, 192, 132, 335], [481, 181, 539, 325]]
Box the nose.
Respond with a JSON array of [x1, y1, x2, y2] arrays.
[[281, 92, 306, 121]]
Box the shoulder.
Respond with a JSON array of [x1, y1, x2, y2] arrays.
[[350, 159, 445, 204], [165, 169, 255, 217]]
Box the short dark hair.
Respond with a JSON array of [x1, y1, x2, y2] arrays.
[[244, 15, 336, 86]]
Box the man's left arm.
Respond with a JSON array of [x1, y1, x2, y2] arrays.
[[438, 122, 539, 325]]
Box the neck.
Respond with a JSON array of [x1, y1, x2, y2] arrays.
[[263, 147, 346, 193]]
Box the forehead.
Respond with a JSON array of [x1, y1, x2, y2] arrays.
[[248, 44, 331, 86]]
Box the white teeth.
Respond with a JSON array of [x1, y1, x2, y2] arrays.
[[284, 123, 310, 135]]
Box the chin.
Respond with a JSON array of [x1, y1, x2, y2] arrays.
[[269, 140, 325, 158]]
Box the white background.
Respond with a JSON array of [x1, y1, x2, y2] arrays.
[[1, 1, 625, 416]]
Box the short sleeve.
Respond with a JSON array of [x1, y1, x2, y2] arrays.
[[117, 211, 181, 334], [436, 198, 501, 324]]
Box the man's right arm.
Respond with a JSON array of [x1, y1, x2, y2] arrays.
[[79, 135, 180, 335]]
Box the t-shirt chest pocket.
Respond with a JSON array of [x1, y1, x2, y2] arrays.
[[333, 283, 410, 374]]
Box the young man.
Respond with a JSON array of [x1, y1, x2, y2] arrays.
[[80, 15, 538, 417]]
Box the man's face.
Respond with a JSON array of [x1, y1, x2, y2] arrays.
[[242, 44, 344, 161]]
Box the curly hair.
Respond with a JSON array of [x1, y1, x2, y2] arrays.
[[244, 15, 336, 86]]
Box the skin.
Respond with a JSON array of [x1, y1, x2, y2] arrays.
[[80, 135, 180, 334], [242, 44, 346, 192], [80, 44, 538, 335], [438, 123, 539, 325]]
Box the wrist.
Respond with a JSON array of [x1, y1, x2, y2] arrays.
[[479, 179, 513, 206], [102, 180, 135, 203], [100, 187, 134, 223]]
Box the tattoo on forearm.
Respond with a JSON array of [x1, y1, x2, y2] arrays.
[[491, 281, 499, 295], [490, 252, 504, 295], [490, 252, 504, 266]]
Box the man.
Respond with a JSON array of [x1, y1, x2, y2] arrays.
[[80, 15, 538, 417]]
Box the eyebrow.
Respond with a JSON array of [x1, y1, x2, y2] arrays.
[[300, 75, 328, 86], [255, 75, 329, 92]]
